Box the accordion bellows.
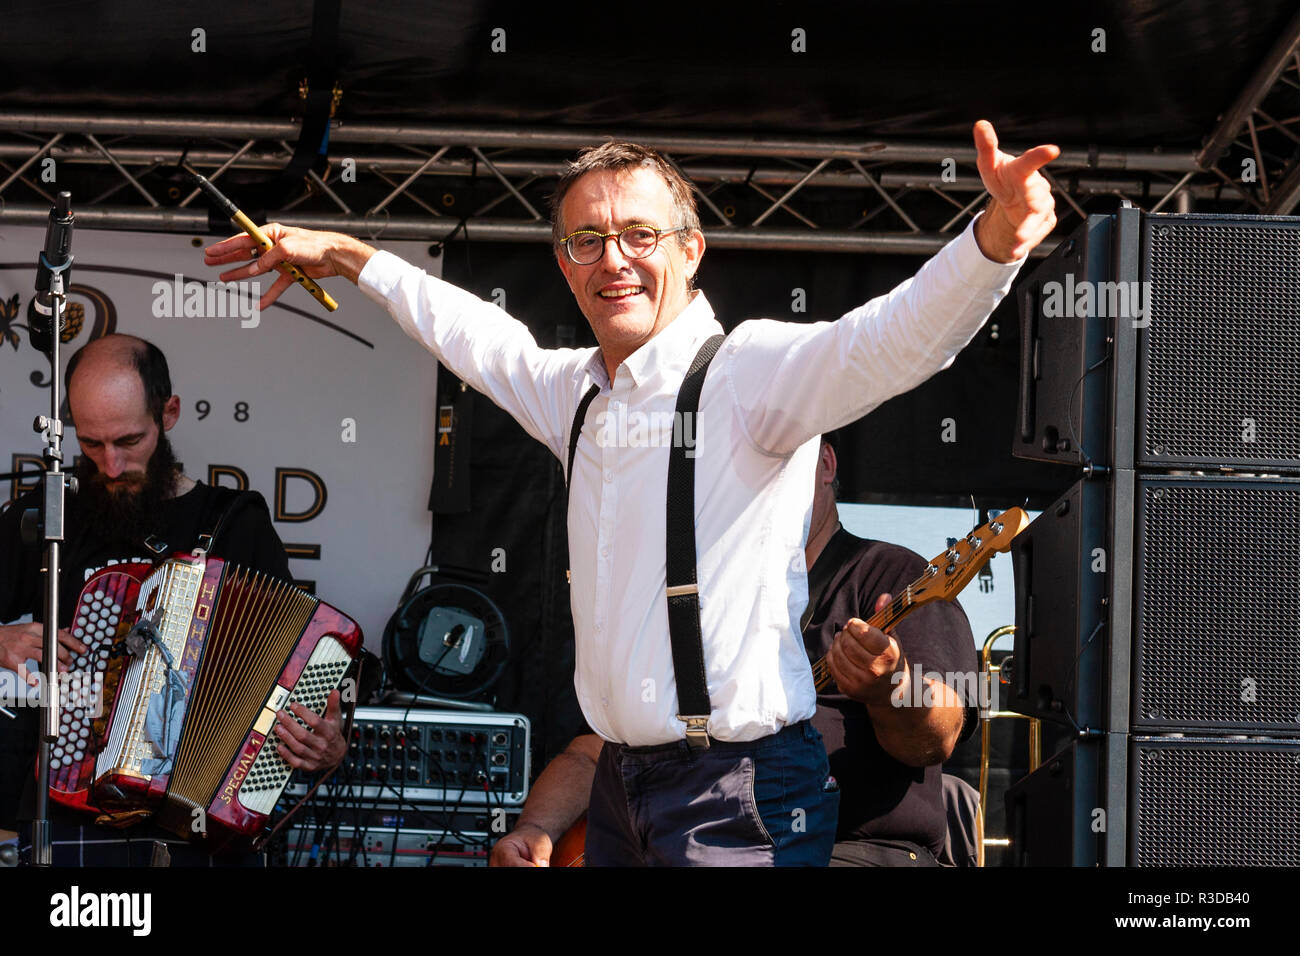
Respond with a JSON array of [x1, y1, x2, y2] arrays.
[[49, 553, 362, 850]]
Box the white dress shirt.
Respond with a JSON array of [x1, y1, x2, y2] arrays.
[[359, 216, 1022, 745]]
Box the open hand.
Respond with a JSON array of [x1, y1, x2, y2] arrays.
[[204, 225, 374, 311]]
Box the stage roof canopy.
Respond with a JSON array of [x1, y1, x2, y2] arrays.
[[2, 1, 1295, 146]]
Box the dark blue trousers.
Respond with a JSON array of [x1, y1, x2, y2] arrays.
[[585, 720, 839, 866]]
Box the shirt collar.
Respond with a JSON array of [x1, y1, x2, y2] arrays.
[[581, 291, 721, 391]]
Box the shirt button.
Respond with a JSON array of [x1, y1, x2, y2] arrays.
[[604, 470, 613, 482], [595, 623, 603, 632], [601, 547, 610, 557]]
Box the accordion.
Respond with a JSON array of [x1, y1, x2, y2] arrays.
[[47, 551, 362, 850]]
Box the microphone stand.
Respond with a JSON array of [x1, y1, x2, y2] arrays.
[[0, 469, 43, 711], [29, 220, 76, 868]]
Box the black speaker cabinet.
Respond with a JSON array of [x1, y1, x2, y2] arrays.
[[1010, 478, 1117, 731], [1015, 211, 1133, 470], [1133, 475, 1300, 735], [1129, 736, 1300, 867], [1013, 473, 1300, 736], [1017, 207, 1300, 474], [1005, 734, 1126, 867], [1006, 735, 1300, 866], [1139, 215, 1300, 471]]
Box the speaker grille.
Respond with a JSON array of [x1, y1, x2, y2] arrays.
[[1133, 740, 1300, 866], [1143, 219, 1300, 467], [1136, 478, 1300, 732]]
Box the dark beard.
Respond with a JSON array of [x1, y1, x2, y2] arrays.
[[74, 434, 180, 547]]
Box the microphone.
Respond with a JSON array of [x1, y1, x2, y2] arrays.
[[31, 192, 75, 355]]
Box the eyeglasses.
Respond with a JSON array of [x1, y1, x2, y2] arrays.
[[558, 224, 682, 265]]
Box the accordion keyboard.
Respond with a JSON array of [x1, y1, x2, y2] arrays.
[[237, 636, 353, 814], [49, 573, 136, 794]]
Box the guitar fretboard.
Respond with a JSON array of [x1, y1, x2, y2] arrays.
[[809, 583, 918, 692]]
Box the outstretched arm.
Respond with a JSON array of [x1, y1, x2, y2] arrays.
[[728, 119, 1059, 457], [205, 224, 581, 459]]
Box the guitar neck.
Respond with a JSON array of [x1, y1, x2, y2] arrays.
[[804, 507, 1027, 696], [808, 582, 923, 693]]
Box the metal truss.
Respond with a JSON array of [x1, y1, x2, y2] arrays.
[[0, 82, 1296, 257], [1191, 6, 1300, 215]]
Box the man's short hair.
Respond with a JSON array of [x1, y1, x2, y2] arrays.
[[550, 141, 701, 250], [66, 336, 173, 426]]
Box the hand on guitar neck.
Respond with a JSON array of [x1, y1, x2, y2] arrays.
[[813, 507, 1029, 766], [824, 592, 906, 706]]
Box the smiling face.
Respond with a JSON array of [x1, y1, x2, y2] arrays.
[[556, 166, 705, 375]]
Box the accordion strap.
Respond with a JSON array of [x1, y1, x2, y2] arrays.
[[193, 484, 255, 555]]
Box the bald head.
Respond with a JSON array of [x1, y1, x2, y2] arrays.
[[66, 334, 173, 427], [65, 334, 180, 488]]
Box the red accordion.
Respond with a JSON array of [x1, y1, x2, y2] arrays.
[[47, 552, 362, 850]]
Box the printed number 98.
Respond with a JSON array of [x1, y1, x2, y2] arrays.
[[194, 400, 250, 423]]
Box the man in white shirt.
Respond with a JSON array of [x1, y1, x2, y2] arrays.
[[203, 120, 1057, 865]]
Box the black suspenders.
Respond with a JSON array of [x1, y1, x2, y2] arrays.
[[566, 334, 726, 749]]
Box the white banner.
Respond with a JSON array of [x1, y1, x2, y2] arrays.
[[1, 225, 440, 653]]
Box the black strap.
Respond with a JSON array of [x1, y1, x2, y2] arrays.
[[562, 334, 725, 749], [279, 0, 342, 188], [194, 485, 254, 556], [566, 383, 602, 494], [665, 334, 725, 747], [562, 384, 601, 586], [134, 483, 245, 559], [800, 526, 858, 633]]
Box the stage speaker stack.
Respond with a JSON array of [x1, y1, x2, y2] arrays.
[[1005, 205, 1300, 866]]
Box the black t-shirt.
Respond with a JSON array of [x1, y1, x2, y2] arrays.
[[0, 481, 291, 628], [803, 528, 977, 859], [0, 481, 291, 830]]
